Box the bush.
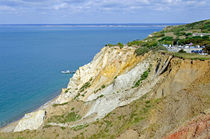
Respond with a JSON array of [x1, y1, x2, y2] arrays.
[[203, 46, 210, 54], [106, 43, 115, 47], [101, 85, 105, 89], [159, 36, 173, 42], [80, 81, 91, 92], [152, 45, 167, 51], [117, 42, 124, 48], [135, 47, 150, 56]]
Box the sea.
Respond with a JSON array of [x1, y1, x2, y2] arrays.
[[0, 24, 174, 127]]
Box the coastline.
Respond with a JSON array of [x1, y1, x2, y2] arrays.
[[0, 90, 61, 132]]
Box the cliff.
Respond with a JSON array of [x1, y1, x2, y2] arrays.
[[0, 20, 209, 139], [0, 45, 209, 139]]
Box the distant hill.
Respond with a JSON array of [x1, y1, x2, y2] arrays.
[[124, 19, 210, 55], [145, 19, 210, 46]]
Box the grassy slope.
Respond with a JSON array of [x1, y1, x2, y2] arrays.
[[134, 19, 210, 59]]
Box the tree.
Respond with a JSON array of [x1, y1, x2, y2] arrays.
[[203, 46, 210, 54]]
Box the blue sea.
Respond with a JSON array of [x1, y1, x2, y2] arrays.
[[0, 24, 169, 127]]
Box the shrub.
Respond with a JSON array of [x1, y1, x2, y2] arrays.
[[101, 85, 105, 89], [80, 82, 91, 92], [64, 89, 70, 93], [106, 43, 115, 47], [97, 94, 104, 99], [159, 36, 173, 42], [152, 45, 167, 51], [135, 47, 150, 56], [117, 42, 124, 48]]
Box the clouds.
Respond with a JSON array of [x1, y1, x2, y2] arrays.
[[0, 0, 208, 12], [0, 0, 209, 23], [0, 5, 15, 11]]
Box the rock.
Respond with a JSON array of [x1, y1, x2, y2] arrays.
[[14, 110, 46, 132], [163, 113, 210, 139]]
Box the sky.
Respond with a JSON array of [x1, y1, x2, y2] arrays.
[[0, 0, 209, 24]]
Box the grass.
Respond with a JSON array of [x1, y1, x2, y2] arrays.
[[89, 94, 164, 139], [135, 47, 150, 56], [48, 112, 81, 123], [133, 67, 150, 88], [72, 124, 89, 131], [164, 51, 210, 60], [52, 102, 68, 107]]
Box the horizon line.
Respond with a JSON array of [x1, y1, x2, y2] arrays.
[[0, 23, 184, 25]]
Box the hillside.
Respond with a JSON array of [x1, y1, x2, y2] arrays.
[[125, 19, 210, 55], [0, 20, 209, 139]]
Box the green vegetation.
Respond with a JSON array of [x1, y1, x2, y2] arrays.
[[61, 127, 66, 130], [135, 47, 150, 56], [48, 112, 81, 123], [164, 51, 210, 60], [131, 19, 210, 55], [43, 125, 52, 128], [80, 81, 91, 92], [89, 93, 163, 139], [101, 84, 105, 89], [133, 40, 167, 56], [177, 36, 210, 46], [97, 94, 104, 99], [52, 102, 68, 107], [106, 42, 124, 48], [133, 67, 150, 88], [72, 124, 89, 131], [65, 88, 70, 93], [74, 93, 80, 99], [117, 42, 124, 48], [106, 43, 115, 47], [203, 45, 210, 54], [127, 40, 142, 46]]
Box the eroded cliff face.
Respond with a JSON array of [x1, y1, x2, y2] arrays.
[[1, 46, 209, 139], [164, 111, 210, 139], [56, 46, 142, 104]]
